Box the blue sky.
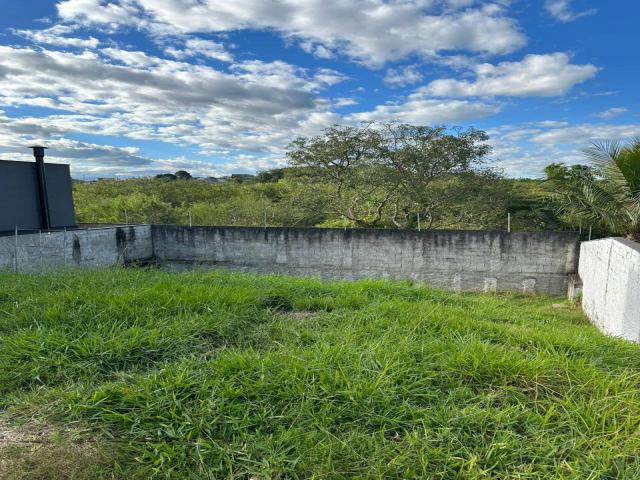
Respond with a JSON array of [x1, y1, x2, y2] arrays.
[[0, 0, 637, 178]]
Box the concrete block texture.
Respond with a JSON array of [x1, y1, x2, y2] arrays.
[[0, 225, 152, 272], [0, 225, 580, 296], [579, 238, 640, 342], [153, 226, 580, 296]]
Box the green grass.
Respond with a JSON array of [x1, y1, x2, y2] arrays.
[[1, 268, 640, 479]]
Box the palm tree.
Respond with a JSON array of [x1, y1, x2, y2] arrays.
[[545, 139, 640, 241]]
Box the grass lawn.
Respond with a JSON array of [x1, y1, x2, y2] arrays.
[[1, 269, 640, 479]]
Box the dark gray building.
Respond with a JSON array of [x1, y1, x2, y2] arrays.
[[0, 150, 76, 232]]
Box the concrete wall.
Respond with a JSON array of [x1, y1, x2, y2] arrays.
[[0, 224, 581, 297], [0, 225, 152, 272], [153, 226, 580, 295], [579, 238, 640, 341]]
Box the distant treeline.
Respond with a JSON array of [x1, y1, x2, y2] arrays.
[[74, 123, 640, 240], [73, 168, 581, 234]]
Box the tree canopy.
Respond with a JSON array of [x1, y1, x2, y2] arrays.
[[287, 123, 491, 228], [155, 170, 193, 181]]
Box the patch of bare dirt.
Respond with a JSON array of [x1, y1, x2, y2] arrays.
[[0, 417, 112, 480], [0, 421, 56, 447]]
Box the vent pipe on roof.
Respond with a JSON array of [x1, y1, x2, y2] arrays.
[[30, 146, 51, 230]]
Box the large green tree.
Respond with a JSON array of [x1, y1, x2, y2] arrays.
[[286, 123, 491, 228]]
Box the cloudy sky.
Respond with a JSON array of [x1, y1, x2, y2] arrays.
[[0, 0, 636, 178]]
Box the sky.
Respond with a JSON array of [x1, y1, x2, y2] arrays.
[[0, 0, 637, 179]]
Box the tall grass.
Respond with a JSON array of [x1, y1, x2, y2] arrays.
[[1, 269, 640, 479]]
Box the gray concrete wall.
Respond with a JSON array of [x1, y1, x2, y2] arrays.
[[0, 225, 152, 272], [579, 238, 640, 342], [0, 224, 581, 297], [153, 226, 580, 295]]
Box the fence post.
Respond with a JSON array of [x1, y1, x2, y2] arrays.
[[124, 209, 129, 225], [13, 226, 18, 273], [39, 230, 43, 269], [63, 227, 67, 266], [189, 210, 193, 228], [417, 212, 421, 232], [507, 212, 511, 233], [588, 225, 592, 241]]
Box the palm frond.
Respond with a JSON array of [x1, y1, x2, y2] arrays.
[[584, 141, 634, 202], [583, 140, 621, 164]]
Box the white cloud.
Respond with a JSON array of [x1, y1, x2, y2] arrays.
[[488, 121, 640, 177], [57, 0, 139, 26], [0, 131, 153, 176], [535, 120, 570, 128], [384, 65, 423, 87], [0, 45, 332, 119], [0, 45, 349, 175], [0, 48, 303, 123], [311, 68, 349, 89], [0, 2, 616, 179], [348, 89, 500, 124], [530, 124, 640, 145], [0, 37, 506, 176], [299, 41, 335, 60], [165, 38, 233, 63], [333, 97, 358, 107], [102, 48, 161, 67], [424, 53, 598, 97], [229, 61, 346, 92], [545, 0, 597, 23], [0, 109, 287, 177], [56, 0, 526, 67], [594, 107, 628, 119], [14, 25, 99, 48]]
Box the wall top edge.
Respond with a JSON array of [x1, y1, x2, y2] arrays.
[[152, 224, 580, 238], [581, 237, 640, 253]]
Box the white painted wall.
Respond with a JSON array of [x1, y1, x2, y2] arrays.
[[579, 238, 640, 342]]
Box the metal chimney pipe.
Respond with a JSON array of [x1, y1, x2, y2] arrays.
[[30, 146, 51, 230]]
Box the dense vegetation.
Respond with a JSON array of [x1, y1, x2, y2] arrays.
[[545, 139, 640, 241], [72, 123, 565, 232], [72, 171, 571, 233], [2, 270, 640, 478], [73, 125, 640, 239]]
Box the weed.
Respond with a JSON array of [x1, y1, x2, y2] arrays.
[[1, 268, 640, 479]]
